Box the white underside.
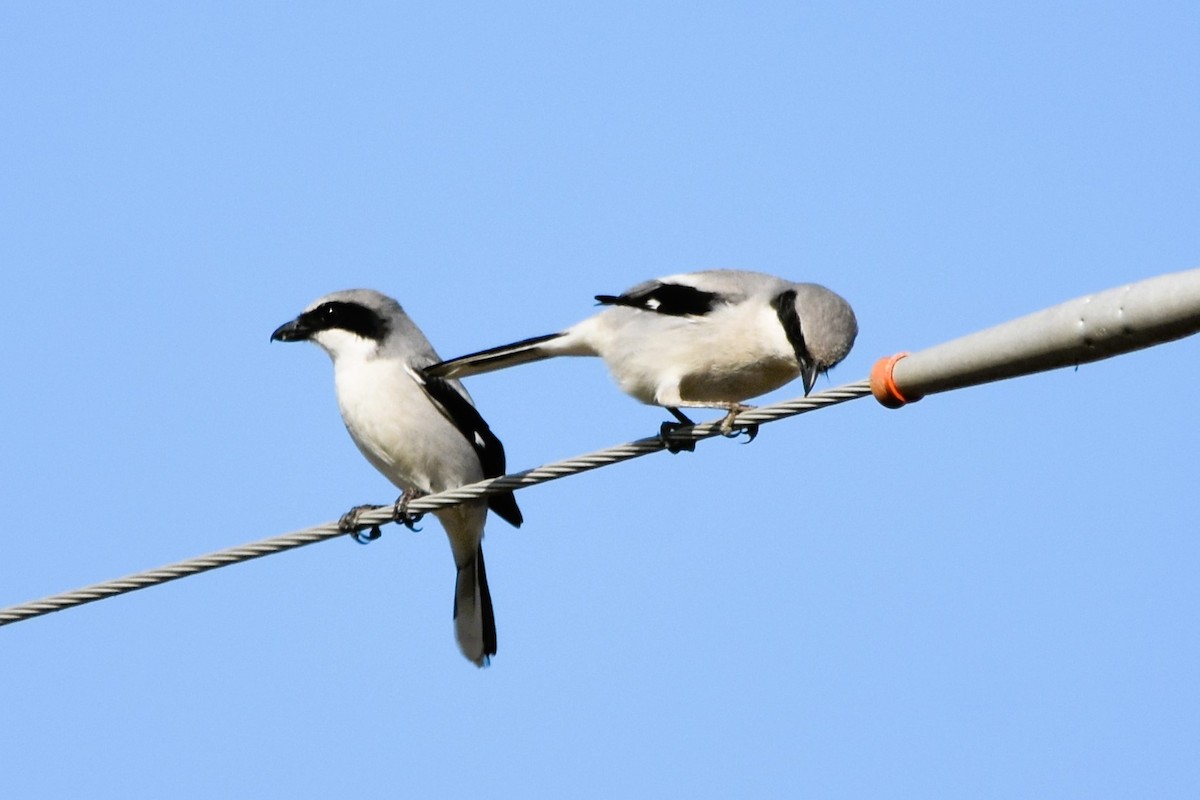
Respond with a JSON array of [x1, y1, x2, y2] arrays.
[[555, 301, 800, 408]]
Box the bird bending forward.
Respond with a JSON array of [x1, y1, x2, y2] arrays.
[[425, 270, 858, 426]]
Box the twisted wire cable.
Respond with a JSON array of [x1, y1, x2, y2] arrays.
[[0, 379, 873, 627], [7, 267, 1199, 629]]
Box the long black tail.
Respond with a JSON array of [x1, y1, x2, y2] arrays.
[[425, 332, 565, 379], [453, 546, 496, 668]]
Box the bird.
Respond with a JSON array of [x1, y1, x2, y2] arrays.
[[271, 289, 522, 667], [424, 270, 858, 440]]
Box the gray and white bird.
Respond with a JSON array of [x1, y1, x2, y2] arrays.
[[271, 289, 522, 667], [425, 270, 858, 431]]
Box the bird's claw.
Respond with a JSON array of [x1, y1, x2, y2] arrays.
[[353, 526, 383, 544], [659, 421, 696, 454], [718, 405, 758, 443], [726, 423, 759, 444], [392, 489, 427, 531], [339, 504, 385, 544]]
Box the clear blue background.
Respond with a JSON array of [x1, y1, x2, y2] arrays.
[[3, 3, 1198, 797]]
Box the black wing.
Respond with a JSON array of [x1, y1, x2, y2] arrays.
[[419, 373, 523, 528], [595, 280, 722, 317]]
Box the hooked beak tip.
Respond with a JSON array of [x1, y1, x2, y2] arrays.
[[801, 361, 821, 396], [270, 320, 308, 343]]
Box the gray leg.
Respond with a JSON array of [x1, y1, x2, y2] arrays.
[[391, 488, 428, 530], [339, 504, 384, 544]]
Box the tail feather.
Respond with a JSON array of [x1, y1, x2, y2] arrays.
[[426, 332, 565, 379], [453, 546, 497, 667]]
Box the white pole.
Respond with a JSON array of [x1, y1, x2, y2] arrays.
[[872, 267, 1200, 406]]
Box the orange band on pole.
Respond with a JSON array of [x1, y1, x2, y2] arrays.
[[870, 352, 921, 408]]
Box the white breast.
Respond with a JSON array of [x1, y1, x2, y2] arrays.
[[332, 357, 484, 495]]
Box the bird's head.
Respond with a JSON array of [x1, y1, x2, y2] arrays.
[[270, 289, 401, 362], [781, 284, 858, 394]]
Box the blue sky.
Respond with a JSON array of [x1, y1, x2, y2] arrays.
[[2, 3, 1198, 797]]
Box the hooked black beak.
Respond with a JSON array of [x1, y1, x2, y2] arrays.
[[800, 359, 821, 396], [270, 318, 311, 343]]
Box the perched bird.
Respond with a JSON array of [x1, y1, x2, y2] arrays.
[[425, 270, 858, 435], [271, 289, 522, 667]]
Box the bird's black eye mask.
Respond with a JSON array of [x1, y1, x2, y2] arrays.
[[300, 301, 390, 342], [771, 289, 811, 365]]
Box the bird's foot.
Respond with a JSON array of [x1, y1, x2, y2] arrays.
[[339, 504, 385, 544], [659, 408, 697, 454], [718, 404, 759, 443], [391, 488, 427, 531]]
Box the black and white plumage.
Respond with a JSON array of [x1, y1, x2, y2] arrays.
[[271, 289, 521, 667], [425, 270, 858, 422]]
